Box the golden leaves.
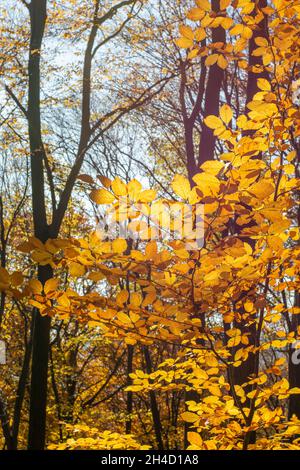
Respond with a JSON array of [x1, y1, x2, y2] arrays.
[[28, 279, 43, 294], [230, 24, 253, 39], [248, 181, 274, 200], [111, 177, 127, 196], [220, 0, 231, 9], [181, 411, 199, 423], [44, 278, 59, 294], [220, 104, 233, 125], [69, 262, 86, 277], [187, 7, 206, 21], [200, 160, 224, 175], [90, 188, 115, 204], [196, 0, 211, 11], [179, 25, 194, 40], [138, 189, 157, 203], [216, 54, 228, 69], [193, 172, 220, 197], [171, 175, 191, 200], [175, 37, 193, 49], [187, 432, 203, 448], [204, 115, 223, 129], [116, 290, 129, 307], [257, 78, 271, 91], [205, 104, 233, 133], [112, 238, 127, 253]]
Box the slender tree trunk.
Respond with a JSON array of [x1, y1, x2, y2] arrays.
[[198, 0, 225, 167], [288, 282, 300, 419], [27, 0, 51, 450], [11, 320, 33, 449], [0, 392, 13, 450], [125, 345, 134, 434], [231, 1, 269, 445], [143, 346, 164, 450]]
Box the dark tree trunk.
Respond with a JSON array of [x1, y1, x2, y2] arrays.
[[232, 2, 269, 447], [143, 346, 164, 450], [288, 289, 300, 419], [125, 345, 134, 434], [197, 0, 226, 168], [27, 0, 51, 450]]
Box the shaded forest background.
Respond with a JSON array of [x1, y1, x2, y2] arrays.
[[0, 0, 299, 450]]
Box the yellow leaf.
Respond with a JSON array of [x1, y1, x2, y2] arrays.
[[257, 78, 271, 91], [255, 36, 268, 47], [145, 241, 157, 259], [179, 25, 194, 40], [127, 179, 142, 201], [175, 248, 189, 259], [220, 0, 231, 9], [175, 37, 193, 49], [142, 292, 156, 307], [204, 115, 223, 129], [88, 271, 105, 281], [187, 7, 206, 21], [116, 290, 129, 306], [130, 292, 142, 308], [28, 279, 43, 294], [138, 189, 157, 202], [44, 278, 59, 294], [188, 49, 199, 60], [195, 28, 206, 41], [248, 181, 274, 200], [193, 172, 220, 197], [111, 177, 127, 196], [228, 336, 241, 347], [112, 238, 127, 253], [205, 54, 218, 66], [187, 432, 203, 447], [69, 262, 86, 277], [194, 368, 209, 380], [221, 17, 233, 29], [171, 175, 191, 200], [181, 411, 199, 423], [201, 160, 224, 175], [90, 188, 115, 204], [220, 104, 233, 125], [230, 24, 243, 36], [117, 312, 131, 324], [244, 301, 254, 312], [57, 293, 70, 308], [203, 395, 219, 404], [196, 0, 211, 11], [31, 250, 52, 264], [217, 54, 228, 69]]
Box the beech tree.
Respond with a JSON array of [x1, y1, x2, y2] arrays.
[[0, 0, 299, 452]]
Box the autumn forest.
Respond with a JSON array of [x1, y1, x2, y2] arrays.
[[0, 0, 300, 453]]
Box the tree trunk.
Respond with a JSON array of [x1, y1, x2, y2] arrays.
[[288, 287, 300, 419], [27, 0, 51, 450], [125, 345, 134, 434], [143, 346, 164, 450], [198, 0, 225, 167]]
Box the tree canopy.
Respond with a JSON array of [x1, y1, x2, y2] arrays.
[[0, 0, 300, 451]]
